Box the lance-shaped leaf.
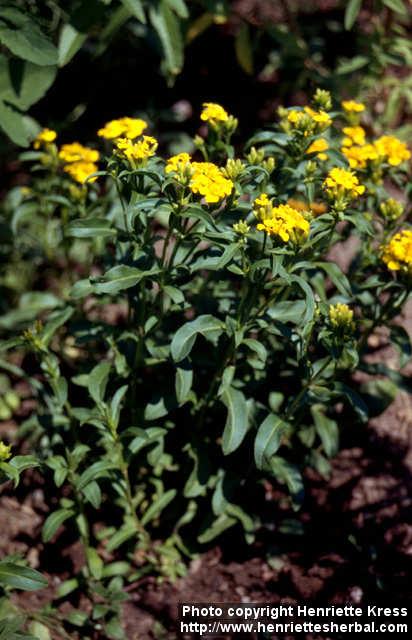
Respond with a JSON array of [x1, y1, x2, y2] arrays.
[[221, 387, 248, 455], [0, 562, 48, 591], [254, 413, 287, 470], [66, 218, 116, 239], [171, 314, 223, 362], [92, 265, 160, 295]]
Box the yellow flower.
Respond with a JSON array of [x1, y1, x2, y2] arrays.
[[165, 152, 192, 174], [342, 100, 365, 113], [342, 126, 366, 147], [200, 102, 229, 125], [97, 117, 148, 140], [115, 136, 158, 163], [33, 128, 57, 149], [382, 229, 412, 274], [189, 162, 233, 204], [64, 162, 98, 184], [254, 197, 310, 244], [59, 142, 99, 164], [306, 137, 329, 160], [329, 303, 355, 331], [342, 143, 379, 169], [373, 135, 410, 166], [304, 107, 332, 127], [323, 167, 365, 198], [0, 441, 12, 461]]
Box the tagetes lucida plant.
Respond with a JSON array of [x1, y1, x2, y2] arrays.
[[0, 93, 411, 633]]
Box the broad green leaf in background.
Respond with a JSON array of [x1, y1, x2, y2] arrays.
[[149, 0, 184, 78], [235, 23, 253, 75], [58, 24, 87, 66], [344, 0, 362, 30], [0, 55, 56, 111], [0, 7, 58, 66]]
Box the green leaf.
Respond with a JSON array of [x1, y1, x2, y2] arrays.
[[66, 218, 116, 239], [88, 361, 111, 405], [269, 456, 304, 506], [92, 265, 160, 295], [0, 8, 58, 66], [234, 23, 253, 74], [141, 489, 176, 525], [58, 24, 87, 66], [171, 314, 223, 362], [221, 387, 248, 455], [0, 100, 31, 146], [149, 0, 184, 77], [311, 406, 339, 458], [166, 0, 189, 18], [82, 480, 102, 508], [336, 55, 368, 75], [390, 325, 412, 368], [344, 0, 362, 30], [42, 508, 74, 542], [77, 461, 117, 491], [197, 514, 236, 543], [86, 548, 103, 580], [0, 562, 47, 591], [42, 307, 74, 346], [382, 0, 407, 14], [0, 55, 56, 110], [175, 360, 193, 404], [120, 0, 146, 22], [243, 338, 267, 364], [314, 261, 351, 298], [0, 292, 61, 328], [106, 523, 136, 552], [254, 413, 287, 470]]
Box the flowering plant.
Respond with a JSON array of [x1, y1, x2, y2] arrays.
[[0, 94, 411, 637]]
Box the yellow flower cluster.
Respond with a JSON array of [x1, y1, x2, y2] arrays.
[[97, 117, 148, 140], [201, 102, 229, 125], [382, 229, 412, 274], [33, 128, 57, 149], [342, 100, 365, 113], [189, 162, 233, 204], [115, 136, 158, 164], [329, 303, 355, 331], [59, 142, 100, 184], [254, 195, 310, 243], [323, 167, 365, 199], [340, 123, 410, 169], [374, 136, 411, 167], [342, 126, 366, 147], [165, 152, 192, 175], [306, 137, 329, 160], [0, 440, 12, 461], [286, 106, 332, 134]]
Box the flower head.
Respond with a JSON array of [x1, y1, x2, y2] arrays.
[[233, 220, 250, 236], [59, 142, 99, 164], [98, 117, 148, 140], [342, 126, 366, 147], [0, 441, 12, 461], [374, 135, 410, 166], [306, 137, 329, 160], [115, 136, 158, 164], [323, 167, 365, 200], [33, 128, 57, 149], [64, 162, 98, 184], [342, 100, 365, 113], [382, 229, 412, 275], [201, 102, 229, 125], [189, 162, 233, 204], [329, 303, 355, 332], [342, 143, 379, 169], [165, 152, 192, 174], [254, 196, 310, 244]]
